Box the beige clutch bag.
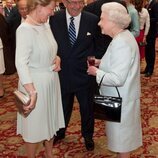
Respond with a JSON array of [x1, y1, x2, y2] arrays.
[[13, 89, 31, 117]]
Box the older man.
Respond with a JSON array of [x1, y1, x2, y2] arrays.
[[49, 0, 104, 151], [142, 0, 158, 77], [4, 0, 13, 18], [6, 0, 28, 38]]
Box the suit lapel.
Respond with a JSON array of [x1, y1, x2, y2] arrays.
[[61, 11, 72, 48], [76, 13, 87, 43], [75, 12, 87, 46]]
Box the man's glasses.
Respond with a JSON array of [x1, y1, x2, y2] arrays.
[[18, 7, 28, 12]]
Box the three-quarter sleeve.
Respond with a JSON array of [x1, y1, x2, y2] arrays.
[[15, 26, 33, 85]]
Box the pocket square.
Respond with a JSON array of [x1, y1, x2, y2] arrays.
[[87, 32, 91, 36]]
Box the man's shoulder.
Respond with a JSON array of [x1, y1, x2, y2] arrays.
[[84, 0, 123, 17], [3, 7, 8, 11], [54, 10, 65, 17], [149, 0, 158, 8], [85, 0, 121, 8], [82, 10, 98, 20]]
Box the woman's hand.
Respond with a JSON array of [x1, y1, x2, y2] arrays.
[[87, 66, 98, 76], [23, 92, 37, 114], [53, 56, 61, 72], [142, 36, 147, 44], [23, 83, 37, 115]]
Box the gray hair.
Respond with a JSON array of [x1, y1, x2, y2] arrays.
[[101, 2, 131, 29]]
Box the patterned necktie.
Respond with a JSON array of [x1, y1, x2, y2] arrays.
[[68, 17, 76, 46]]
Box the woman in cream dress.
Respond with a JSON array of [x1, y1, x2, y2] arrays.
[[15, 0, 65, 157], [87, 2, 142, 158]]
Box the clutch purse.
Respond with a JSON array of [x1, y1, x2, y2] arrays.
[[94, 75, 122, 122], [13, 89, 31, 117]]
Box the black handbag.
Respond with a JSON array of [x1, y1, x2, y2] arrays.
[[94, 75, 122, 122]]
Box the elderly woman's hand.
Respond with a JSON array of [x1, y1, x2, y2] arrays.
[[53, 56, 61, 72], [87, 66, 98, 76]]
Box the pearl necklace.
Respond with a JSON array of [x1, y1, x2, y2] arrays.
[[27, 15, 42, 26]]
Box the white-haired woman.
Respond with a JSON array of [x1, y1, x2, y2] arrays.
[[87, 2, 142, 158]]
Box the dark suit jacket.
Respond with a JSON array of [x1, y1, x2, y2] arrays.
[[0, 14, 10, 46], [0, 13, 16, 74], [4, 7, 13, 17], [83, 0, 127, 56], [147, 0, 158, 38], [6, 7, 21, 52], [50, 10, 100, 92], [84, 0, 122, 17], [6, 6, 21, 39], [4, 6, 21, 74]]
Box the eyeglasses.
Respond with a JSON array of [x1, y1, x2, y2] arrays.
[[18, 7, 28, 12], [67, 0, 84, 5]]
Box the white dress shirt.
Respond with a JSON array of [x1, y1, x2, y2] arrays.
[[66, 9, 81, 38]]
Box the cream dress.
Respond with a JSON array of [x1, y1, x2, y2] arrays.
[[0, 38, 5, 74], [16, 22, 65, 143]]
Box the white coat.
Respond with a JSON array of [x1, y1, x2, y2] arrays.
[[96, 30, 142, 152]]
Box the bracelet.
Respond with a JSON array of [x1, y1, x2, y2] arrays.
[[28, 90, 37, 96]]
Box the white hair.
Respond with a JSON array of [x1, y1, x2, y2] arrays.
[[101, 2, 131, 29]]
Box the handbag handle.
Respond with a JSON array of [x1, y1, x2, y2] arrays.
[[98, 75, 121, 98]]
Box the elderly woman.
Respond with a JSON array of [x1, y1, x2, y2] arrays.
[[87, 2, 142, 158], [15, 0, 65, 157]]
